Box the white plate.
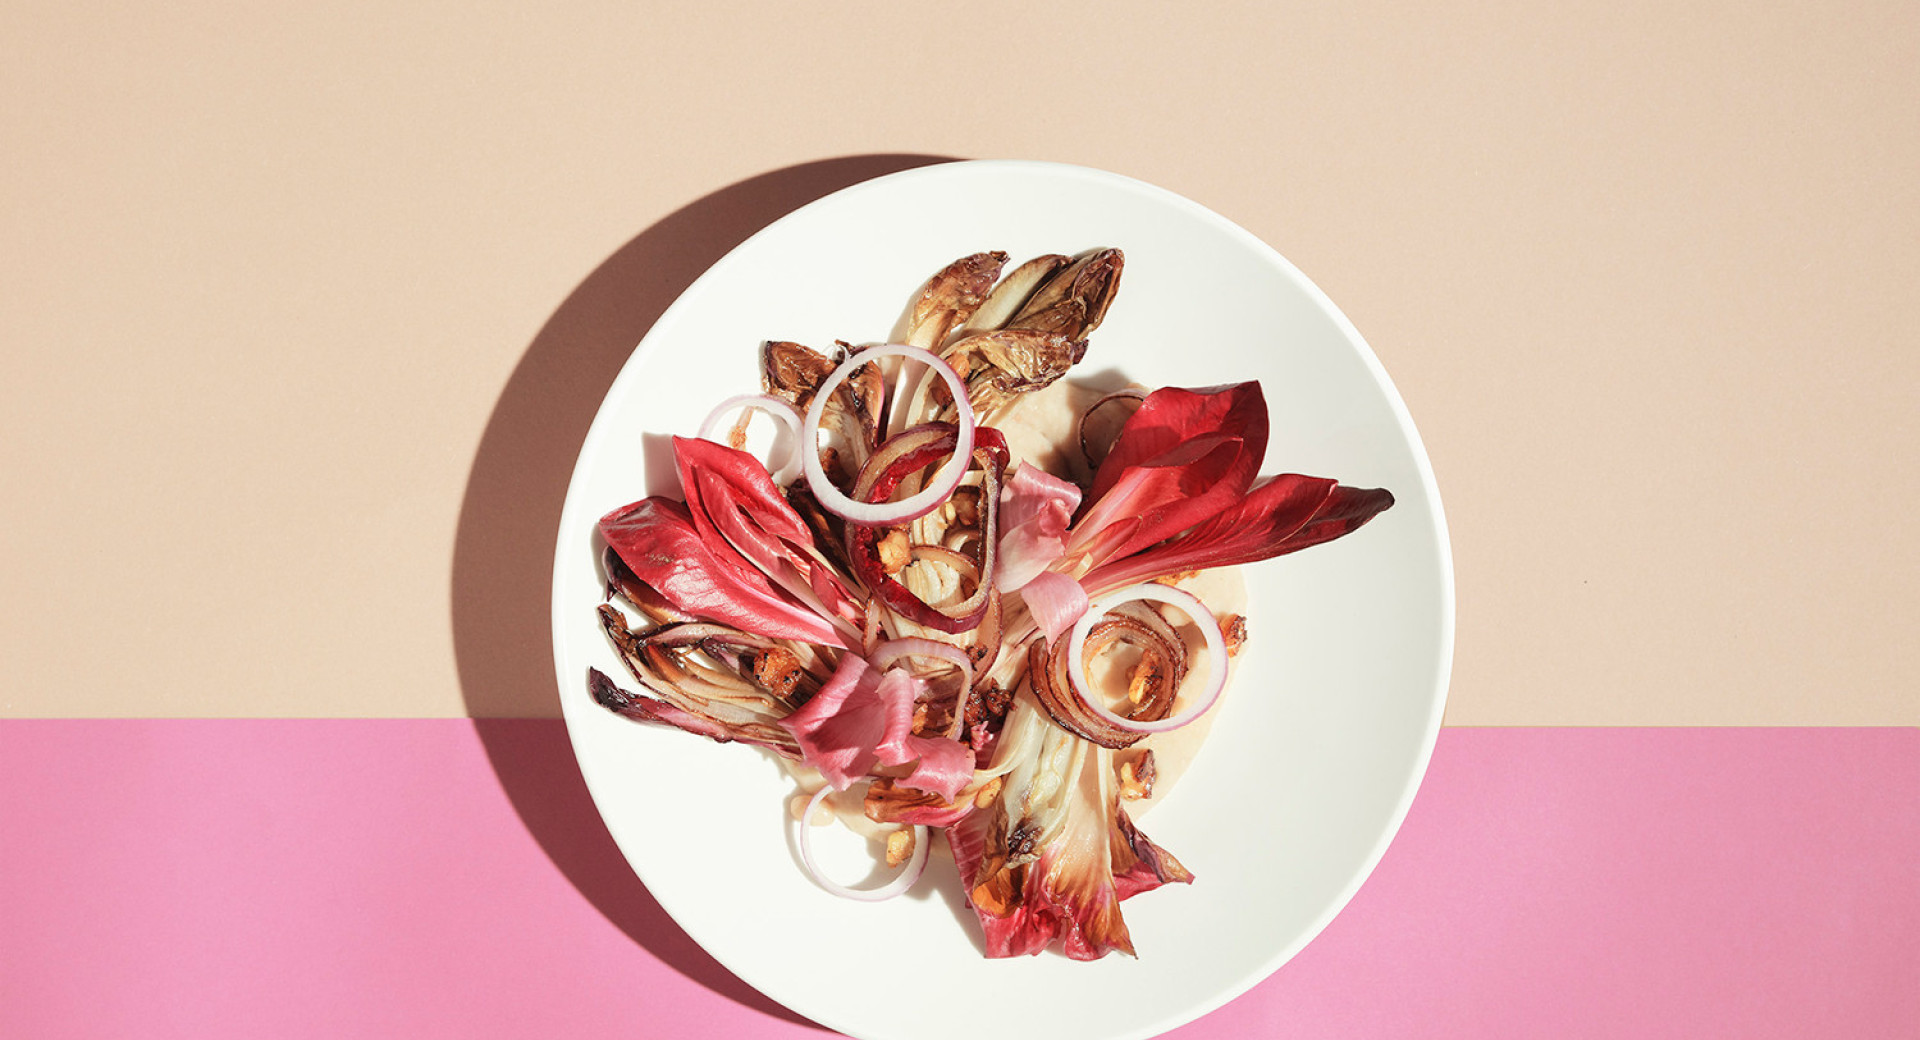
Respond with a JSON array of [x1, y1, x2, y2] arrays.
[[551, 160, 1452, 1040]]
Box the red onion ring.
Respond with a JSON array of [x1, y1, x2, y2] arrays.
[[1078, 387, 1148, 469], [1064, 583, 1228, 735], [795, 785, 929, 902], [802, 344, 974, 525], [699, 394, 805, 485]]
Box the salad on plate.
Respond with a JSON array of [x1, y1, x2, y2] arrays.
[[586, 248, 1394, 960]]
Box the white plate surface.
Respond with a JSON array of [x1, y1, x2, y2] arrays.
[[551, 160, 1453, 1040]]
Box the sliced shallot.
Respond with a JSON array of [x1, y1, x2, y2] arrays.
[[1077, 387, 1147, 470], [867, 636, 974, 693], [796, 785, 930, 902], [843, 431, 1007, 634]]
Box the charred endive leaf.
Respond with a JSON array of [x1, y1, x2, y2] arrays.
[[1008, 248, 1123, 340], [960, 253, 1070, 335], [936, 248, 1122, 414], [948, 697, 1192, 960], [598, 605, 798, 719], [589, 667, 801, 757], [761, 340, 885, 482], [944, 328, 1088, 405], [903, 251, 1007, 349]]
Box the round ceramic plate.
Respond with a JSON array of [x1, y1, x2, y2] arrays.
[[551, 160, 1452, 1040]]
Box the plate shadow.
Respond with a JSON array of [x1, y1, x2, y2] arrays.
[[450, 154, 959, 1028]]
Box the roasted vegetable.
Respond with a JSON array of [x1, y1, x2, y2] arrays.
[[588, 250, 1394, 959]]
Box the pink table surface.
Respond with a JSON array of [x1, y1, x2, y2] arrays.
[[3, 722, 1914, 1039]]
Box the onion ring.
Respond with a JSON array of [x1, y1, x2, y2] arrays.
[[795, 785, 930, 902], [1077, 387, 1147, 470], [843, 430, 1007, 634], [1064, 583, 1228, 736], [867, 636, 974, 692], [699, 394, 805, 485], [802, 344, 974, 525]]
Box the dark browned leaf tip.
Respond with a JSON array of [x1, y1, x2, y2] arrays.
[[587, 668, 633, 710]]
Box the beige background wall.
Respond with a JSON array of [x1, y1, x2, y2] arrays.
[[5, 2, 1915, 723]]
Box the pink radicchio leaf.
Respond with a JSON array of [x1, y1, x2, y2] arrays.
[[995, 461, 1082, 592], [1020, 570, 1089, 645], [1082, 475, 1395, 594], [1065, 383, 1269, 571], [877, 694, 977, 804], [599, 498, 844, 646], [776, 655, 974, 800]]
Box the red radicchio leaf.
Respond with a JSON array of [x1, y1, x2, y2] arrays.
[[675, 437, 864, 631], [674, 435, 813, 546], [777, 654, 974, 800], [1066, 383, 1269, 569], [598, 498, 844, 646], [1082, 475, 1395, 593], [1083, 382, 1269, 505]]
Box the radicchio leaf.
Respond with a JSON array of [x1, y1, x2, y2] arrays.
[[777, 654, 974, 800], [675, 436, 865, 631], [1082, 476, 1395, 593], [1020, 570, 1089, 645], [1058, 381, 1394, 593], [599, 498, 844, 646], [1066, 383, 1269, 570], [995, 461, 1082, 592]]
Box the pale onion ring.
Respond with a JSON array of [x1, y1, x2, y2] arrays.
[[866, 636, 974, 693], [1064, 583, 1228, 735], [802, 344, 974, 525], [699, 394, 805, 485], [795, 785, 930, 902]]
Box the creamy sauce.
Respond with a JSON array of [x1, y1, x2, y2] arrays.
[[1121, 567, 1245, 817]]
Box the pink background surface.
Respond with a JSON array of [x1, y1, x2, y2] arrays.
[[4, 722, 1912, 1039]]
